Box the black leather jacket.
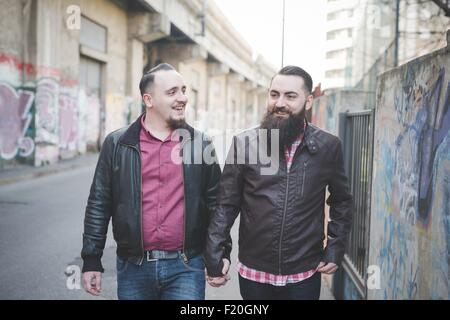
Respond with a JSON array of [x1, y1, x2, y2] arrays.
[[205, 123, 353, 277], [81, 114, 223, 272]]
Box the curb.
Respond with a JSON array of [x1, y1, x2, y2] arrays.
[[0, 155, 98, 186]]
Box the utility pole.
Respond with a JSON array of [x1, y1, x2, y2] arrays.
[[394, 0, 400, 67], [281, 0, 286, 67]]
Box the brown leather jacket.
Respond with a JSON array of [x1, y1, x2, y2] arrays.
[[205, 123, 353, 277]]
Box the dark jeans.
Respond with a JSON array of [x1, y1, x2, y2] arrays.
[[116, 254, 205, 300], [239, 271, 321, 300]]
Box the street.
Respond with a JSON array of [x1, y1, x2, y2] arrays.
[[0, 163, 333, 300]]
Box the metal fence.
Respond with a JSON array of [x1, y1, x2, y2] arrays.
[[336, 109, 375, 299]]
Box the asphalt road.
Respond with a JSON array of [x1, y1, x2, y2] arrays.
[[0, 163, 333, 300]]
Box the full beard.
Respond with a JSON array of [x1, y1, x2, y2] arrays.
[[260, 107, 306, 151]]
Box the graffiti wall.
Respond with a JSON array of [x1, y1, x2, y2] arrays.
[[0, 53, 88, 167], [311, 92, 337, 134], [369, 43, 449, 299], [59, 85, 78, 159], [0, 83, 35, 163], [34, 78, 60, 165], [311, 90, 372, 135]]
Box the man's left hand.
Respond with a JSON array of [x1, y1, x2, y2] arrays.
[[317, 261, 338, 274], [206, 259, 231, 287]]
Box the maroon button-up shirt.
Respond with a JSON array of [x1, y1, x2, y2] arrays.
[[140, 115, 184, 251]]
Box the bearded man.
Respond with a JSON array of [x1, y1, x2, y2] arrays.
[[204, 66, 353, 300]]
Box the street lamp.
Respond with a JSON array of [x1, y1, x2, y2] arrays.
[[281, 0, 286, 67]]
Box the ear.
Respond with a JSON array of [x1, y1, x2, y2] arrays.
[[143, 93, 153, 109], [305, 94, 314, 112]]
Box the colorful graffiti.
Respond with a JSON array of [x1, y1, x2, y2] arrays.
[[417, 74, 450, 226], [393, 67, 449, 228], [35, 78, 59, 144], [370, 54, 450, 299], [0, 53, 60, 79], [78, 89, 100, 150], [0, 83, 35, 160], [59, 88, 78, 152], [311, 93, 337, 133]]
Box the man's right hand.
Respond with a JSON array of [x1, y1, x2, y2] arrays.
[[206, 259, 231, 288], [82, 271, 102, 296]]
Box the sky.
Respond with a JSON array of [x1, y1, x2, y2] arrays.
[[214, 0, 327, 88]]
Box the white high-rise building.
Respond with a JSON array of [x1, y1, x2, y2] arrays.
[[322, 0, 359, 90], [352, 0, 449, 89], [324, 0, 449, 91]]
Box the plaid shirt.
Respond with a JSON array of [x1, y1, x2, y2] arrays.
[[237, 261, 317, 286], [237, 121, 316, 286]]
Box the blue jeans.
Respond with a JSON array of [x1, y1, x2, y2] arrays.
[[239, 271, 321, 300], [116, 254, 205, 300]]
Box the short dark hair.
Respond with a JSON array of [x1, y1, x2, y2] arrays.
[[273, 65, 313, 94], [139, 63, 175, 97]]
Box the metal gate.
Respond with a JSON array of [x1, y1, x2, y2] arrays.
[[334, 110, 374, 299]]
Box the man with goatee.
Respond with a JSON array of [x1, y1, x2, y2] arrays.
[[81, 63, 223, 300], [204, 66, 353, 300]]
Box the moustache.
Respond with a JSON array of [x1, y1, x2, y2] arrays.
[[271, 107, 291, 115]]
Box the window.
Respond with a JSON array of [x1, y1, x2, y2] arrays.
[[327, 12, 337, 21], [325, 69, 345, 78], [80, 16, 107, 53], [326, 49, 346, 59], [327, 30, 338, 40]]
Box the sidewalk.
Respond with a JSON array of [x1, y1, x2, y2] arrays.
[[0, 153, 99, 186], [320, 274, 336, 300]]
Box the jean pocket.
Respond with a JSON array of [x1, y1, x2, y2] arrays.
[[116, 256, 128, 275], [182, 255, 205, 273]]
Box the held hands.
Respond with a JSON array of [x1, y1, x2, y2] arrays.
[[206, 259, 231, 287], [317, 261, 338, 274], [82, 271, 102, 296]]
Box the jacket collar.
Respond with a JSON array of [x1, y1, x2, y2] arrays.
[[303, 120, 319, 155], [119, 112, 195, 147]]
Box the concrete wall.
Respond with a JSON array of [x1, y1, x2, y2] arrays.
[[0, 0, 275, 170], [0, 0, 141, 168], [311, 89, 373, 135], [0, 0, 38, 168], [368, 32, 450, 300]]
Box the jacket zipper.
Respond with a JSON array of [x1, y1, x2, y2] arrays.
[[118, 143, 144, 266], [278, 140, 308, 274], [301, 161, 308, 197], [180, 136, 191, 263], [278, 161, 290, 275], [130, 145, 145, 266], [121, 142, 145, 265]]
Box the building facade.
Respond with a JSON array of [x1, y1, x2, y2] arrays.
[[0, 0, 275, 169], [323, 0, 449, 91], [323, 0, 358, 90]]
